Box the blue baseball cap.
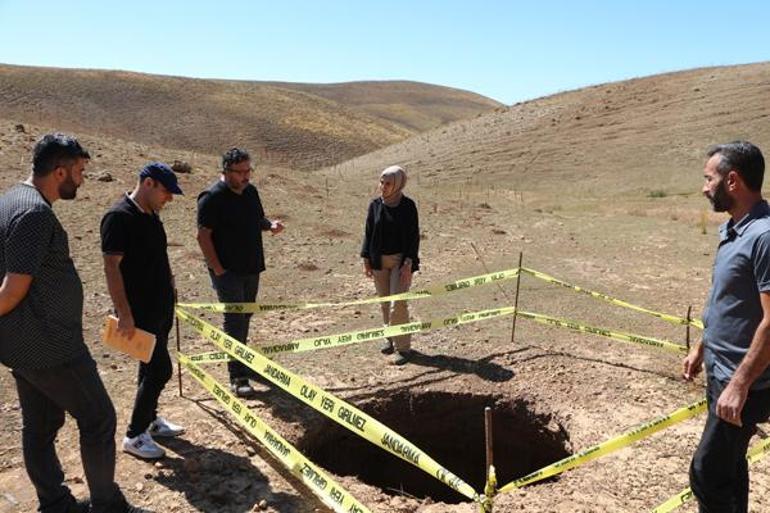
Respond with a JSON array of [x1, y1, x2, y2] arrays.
[[139, 162, 183, 195]]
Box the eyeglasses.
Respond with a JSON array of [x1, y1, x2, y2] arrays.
[[226, 166, 253, 173]]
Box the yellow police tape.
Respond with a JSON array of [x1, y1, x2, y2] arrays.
[[650, 435, 770, 513], [520, 267, 704, 329], [480, 465, 497, 513], [177, 268, 520, 313], [177, 353, 371, 513], [261, 306, 516, 355], [515, 310, 688, 354], [188, 351, 231, 363], [186, 305, 685, 364], [176, 307, 480, 501], [185, 305, 516, 362], [498, 398, 707, 493]]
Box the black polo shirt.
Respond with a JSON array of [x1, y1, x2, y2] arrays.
[[197, 180, 272, 274], [100, 194, 174, 334]]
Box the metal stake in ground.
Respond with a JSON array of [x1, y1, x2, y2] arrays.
[[482, 406, 496, 513], [511, 252, 523, 343], [686, 305, 692, 352], [485, 406, 494, 475], [175, 287, 183, 398]]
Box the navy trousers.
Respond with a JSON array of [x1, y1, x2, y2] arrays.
[[209, 270, 260, 381]]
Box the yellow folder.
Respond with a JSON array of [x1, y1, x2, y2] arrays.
[[101, 315, 157, 363]]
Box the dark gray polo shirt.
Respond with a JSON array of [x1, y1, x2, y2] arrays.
[[0, 183, 87, 369], [702, 200, 770, 389]]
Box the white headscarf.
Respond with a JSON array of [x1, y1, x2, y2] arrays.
[[380, 165, 407, 207]]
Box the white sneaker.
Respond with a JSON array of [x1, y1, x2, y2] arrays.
[[148, 416, 185, 438], [122, 432, 165, 460]]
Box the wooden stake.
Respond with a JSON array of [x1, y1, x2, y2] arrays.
[[174, 288, 183, 398], [469, 242, 512, 302], [511, 252, 523, 343], [485, 406, 494, 474], [482, 406, 495, 513], [686, 305, 692, 352]]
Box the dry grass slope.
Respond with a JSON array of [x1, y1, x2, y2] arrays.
[[335, 62, 770, 199], [0, 64, 500, 170], [269, 80, 502, 132]]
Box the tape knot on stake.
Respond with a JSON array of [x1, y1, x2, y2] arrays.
[[480, 465, 497, 512]]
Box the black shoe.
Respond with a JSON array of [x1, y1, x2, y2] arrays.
[[391, 350, 412, 366], [98, 490, 151, 513], [66, 497, 90, 513], [246, 369, 271, 386], [230, 378, 256, 398], [380, 340, 395, 355]]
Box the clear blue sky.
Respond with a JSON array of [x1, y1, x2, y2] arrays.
[[1, 0, 768, 104]]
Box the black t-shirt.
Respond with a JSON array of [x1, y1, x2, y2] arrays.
[[197, 180, 271, 274], [100, 194, 174, 334]]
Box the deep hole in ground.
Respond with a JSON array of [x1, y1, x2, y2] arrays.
[[297, 391, 572, 504]]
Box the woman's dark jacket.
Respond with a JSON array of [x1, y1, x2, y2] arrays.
[[360, 196, 420, 272]]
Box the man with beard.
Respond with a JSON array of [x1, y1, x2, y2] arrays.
[[684, 141, 770, 512], [0, 133, 148, 512], [196, 147, 284, 398], [101, 162, 185, 460]]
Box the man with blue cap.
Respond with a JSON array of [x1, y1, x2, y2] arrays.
[[0, 133, 151, 513], [100, 162, 185, 460]]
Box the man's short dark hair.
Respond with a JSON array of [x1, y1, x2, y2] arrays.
[[707, 141, 765, 192], [32, 133, 90, 177], [222, 147, 250, 171]]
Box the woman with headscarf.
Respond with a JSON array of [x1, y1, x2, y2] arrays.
[[360, 165, 420, 365]]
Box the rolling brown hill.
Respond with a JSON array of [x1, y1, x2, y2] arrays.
[[269, 80, 501, 132], [0, 64, 500, 171], [334, 62, 770, 200]]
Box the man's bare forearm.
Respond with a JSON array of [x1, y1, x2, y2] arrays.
[[103, 256, 133, 319], [196, 228, 224, 274], [731, 320, 770, 389]]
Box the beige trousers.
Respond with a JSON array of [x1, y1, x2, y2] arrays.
[[372, 253, 411, 351]]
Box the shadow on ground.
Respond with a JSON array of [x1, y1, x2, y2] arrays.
[[153, 412, 317, 513], [405, 350, 515, 382]]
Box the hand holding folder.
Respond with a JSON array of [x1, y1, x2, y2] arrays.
[[101, 315, 156, 363]]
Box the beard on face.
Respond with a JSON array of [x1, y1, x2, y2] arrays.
[[708, 178, 733, 212], [58, 171, 79, 200]]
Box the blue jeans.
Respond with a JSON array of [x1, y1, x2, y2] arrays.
[[12, 355, 126, 513], [126, 314, 173, 438], [690, 375, 770, 513], [209, 270, 260, 381]]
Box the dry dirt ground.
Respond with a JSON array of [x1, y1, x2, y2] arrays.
[[0, 108, 769, 513]]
